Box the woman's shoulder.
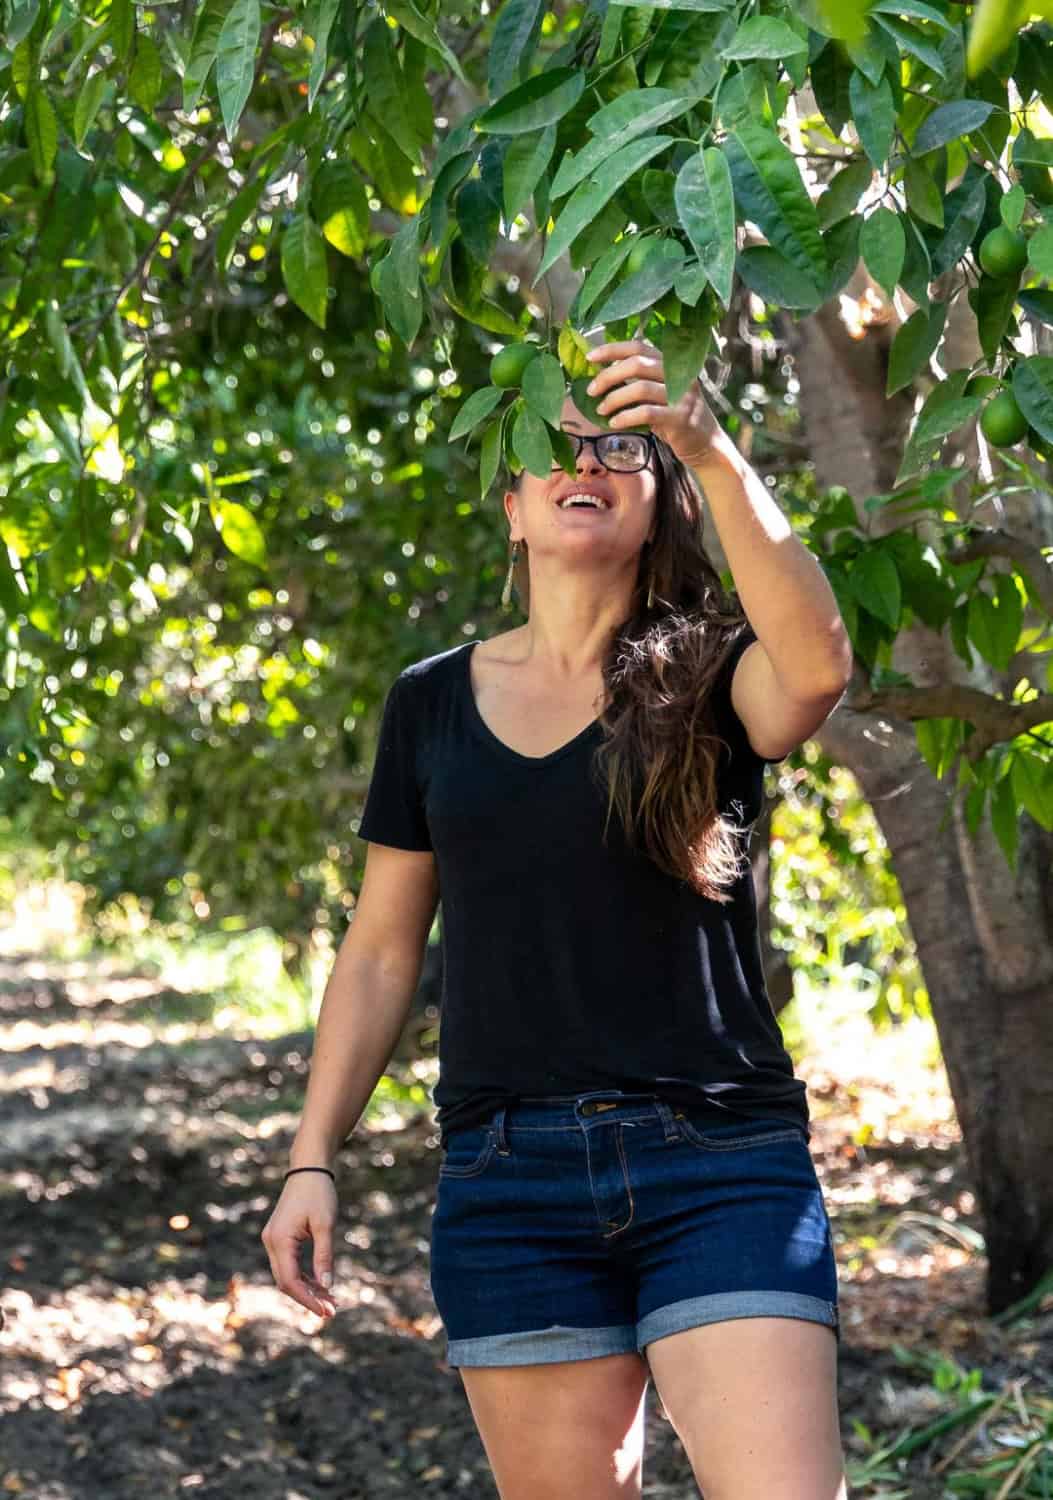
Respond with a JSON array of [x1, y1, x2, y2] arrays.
[[397, 639, 471, 696]]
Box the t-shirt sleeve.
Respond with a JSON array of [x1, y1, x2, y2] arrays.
[[712, 624, 786, 766], [356, 674, 433, 851]]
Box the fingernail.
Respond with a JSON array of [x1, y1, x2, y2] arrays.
[[320, 1270, 332, 1287], [586, 380, 598, 394]]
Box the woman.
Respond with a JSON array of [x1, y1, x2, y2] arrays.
[[263, 338, 854, 1499]]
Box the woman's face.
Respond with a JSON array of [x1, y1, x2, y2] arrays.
[[504, 396, 659, 562]]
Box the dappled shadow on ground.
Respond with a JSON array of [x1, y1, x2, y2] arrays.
[[1, 953, 1050, 1498]]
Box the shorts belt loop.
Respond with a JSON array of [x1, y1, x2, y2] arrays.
[[492, 1104, 510, 1155], [654, 1098, 679, 1142]]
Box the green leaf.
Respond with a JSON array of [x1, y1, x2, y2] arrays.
[[183, 0, 227, 113], [569, 376, 610, 429], [1010, 749, 1053, 832], [989, 769, 1019, 867], [817, 159, 873, 229], [975, 273, 1018, 365], [860, 206, 905, 301], [674, 146, 735, 308], [930, 172, 986, 276], [503, 124, 555, 221], [480, 414, 504, 496], [1011, 356, 1053, 445], [512, 406, 553, 478], [612, 0, 729, 7], [73, 69, 108, 149], [999, 183, 1026, 232], [281, 212, 328, 329], [129, 33, 163, 112], [216, 0, 261, 141], [306, 0, 341, 112], [574, 239, 636, 321], [488, 0, 545, 99], [550, 426, 577, 476], [887, 301, 948, 395], [210, 499, 267, 567], [736, 245, 824, 310], [899, 212, 932, 308], [674, 261, 708, 306], [475, 66, 585, 136], [450, 385, 504, 442], [895, 371, 983, 484], [592, 240, 685, 323], [521, 352, 566, 428], [643, 7, 727, 93], [1027, 224, 1053, 279], [25, 85, 57, 182], [552, 88, 697, 199], [967, 575, 1023, 673], [723, 15, 807, 59], [872, 13, 946, 77], [384, 0, 467, 86], [428, 151, 475, 247], [870, 0, 955, 32], [363, 17, 424, 164], [535, 135, 675, 281], [558, 325, 596, 381], [662, 303, 713, 405], [111, 0, 135, 62], [6, 0, 43, 48], [1017, 289, 1053, 326], [456, 177, 500, 264], [313, 161, 369, 258], [914, 715, 960, 779], [847, 547, 901, 631], [903, 158, 944, 228], [724, 118, 828, 291], [849, 69, 895, 169], [914, 99, 995, 155]]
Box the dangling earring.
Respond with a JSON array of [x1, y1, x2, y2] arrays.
[[501, 539, 520, 612]]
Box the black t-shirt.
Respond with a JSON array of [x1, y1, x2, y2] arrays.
[[355, 624, 809, 1146]]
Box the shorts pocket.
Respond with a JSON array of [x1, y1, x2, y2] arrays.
[[438, 1125, 496, 1178], [674, 1113, 807, 1152]]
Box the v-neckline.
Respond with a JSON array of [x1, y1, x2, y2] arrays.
[[461, 640, 603, 767]]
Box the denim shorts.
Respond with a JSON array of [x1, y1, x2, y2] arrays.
[[429, 1089, 840, 1368]]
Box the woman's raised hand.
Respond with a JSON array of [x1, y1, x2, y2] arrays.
[[584, 338, 728, 471]]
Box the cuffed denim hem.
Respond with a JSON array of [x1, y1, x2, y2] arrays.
[[637, 1290, 840, 1353], [445, 1321, 639, 1367]]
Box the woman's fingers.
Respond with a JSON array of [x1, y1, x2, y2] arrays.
[[261, 1192, 339, 1318], [597, 378, 666, 418]]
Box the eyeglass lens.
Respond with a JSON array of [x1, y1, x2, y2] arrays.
[[551, 432, 651, 472]]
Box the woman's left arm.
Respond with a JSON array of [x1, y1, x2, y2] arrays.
[[586, 339, 854, 757]]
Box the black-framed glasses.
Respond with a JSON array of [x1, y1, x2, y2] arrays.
[[553, 431, 656, 474]]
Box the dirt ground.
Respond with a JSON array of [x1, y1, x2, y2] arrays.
[[1, 952, 1050, 1499]]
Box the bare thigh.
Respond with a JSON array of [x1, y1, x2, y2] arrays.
[[646, 1317, 847, 1500], [458, 1351, 651, 1500]]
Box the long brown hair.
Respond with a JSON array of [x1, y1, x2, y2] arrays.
[[509, 438, 755, 903]]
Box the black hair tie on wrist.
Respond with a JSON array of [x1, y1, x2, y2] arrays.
[[283, 1166, 336, 1183]]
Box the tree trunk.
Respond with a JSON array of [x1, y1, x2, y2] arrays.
[[783, 281, 1053, 1314]]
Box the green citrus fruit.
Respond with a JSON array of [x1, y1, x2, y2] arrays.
[[980, 389, 1029, 447], [978, 225, 1029, 279], [964, 373, 1000, 399], [625, 238, 655, 276], [489, 342, 539, 389]]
